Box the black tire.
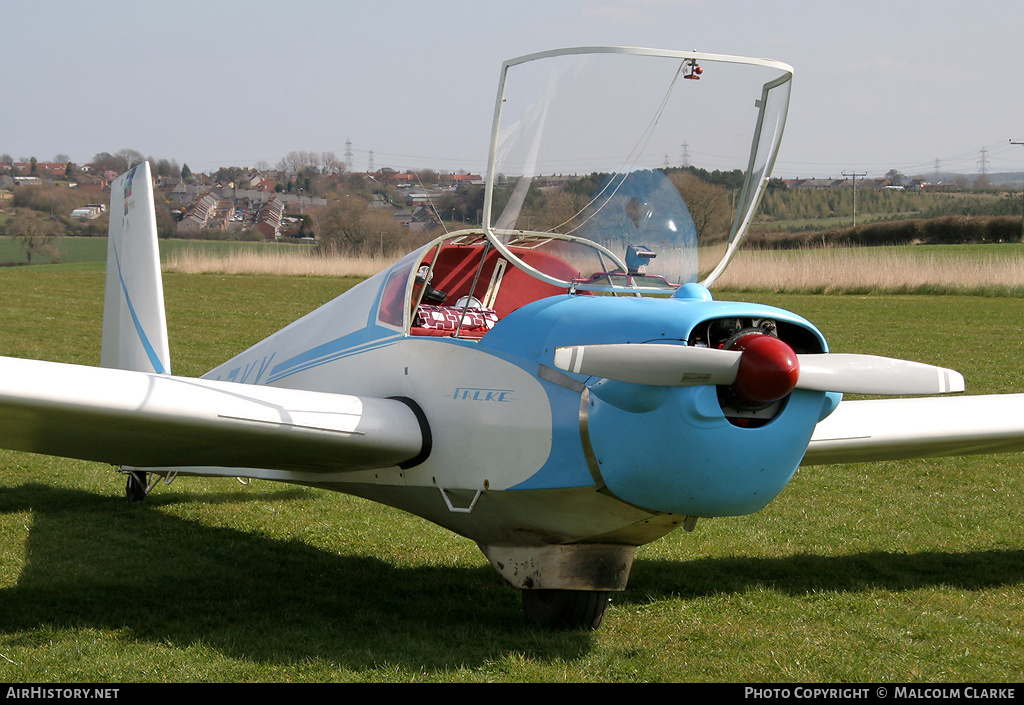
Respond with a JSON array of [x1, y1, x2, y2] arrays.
[[521, 589, 610, 630], [125, 471, 148, 502]]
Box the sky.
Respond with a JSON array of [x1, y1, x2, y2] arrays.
[[5, 0, 1024, 179]]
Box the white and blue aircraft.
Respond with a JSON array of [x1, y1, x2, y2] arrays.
[[2, 47, 1024, 629]]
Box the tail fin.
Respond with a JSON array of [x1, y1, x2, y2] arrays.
[[100, 161, 171, 374]]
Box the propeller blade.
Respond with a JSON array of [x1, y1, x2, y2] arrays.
[[554, 341, 965, 399], [554, 337, 801, 403], [794, 353, 965, 395], [553, 344, 741, 387]]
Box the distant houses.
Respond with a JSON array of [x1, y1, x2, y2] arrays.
[[782, 177, 892, 190], [254, 199, 285, 240], [176, 192, 222, 232], [783, 176, 935, 191], [0, 161, 68, 178], [394, 205, 442, 233]]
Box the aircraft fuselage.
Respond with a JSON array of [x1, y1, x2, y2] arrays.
[[201, 268, 834, 556]]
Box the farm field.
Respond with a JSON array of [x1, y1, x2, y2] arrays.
[[719, 243, 1024, 295], [163, 239, 1024, 297], [0, 260, 1021, 682], [0, 236, 316, 269], [6, 236, 1024, 295]]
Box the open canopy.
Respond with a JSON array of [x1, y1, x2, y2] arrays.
[[481, 47, 793, 294]]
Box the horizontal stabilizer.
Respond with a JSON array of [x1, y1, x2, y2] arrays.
[[0, 356, 426, 473]]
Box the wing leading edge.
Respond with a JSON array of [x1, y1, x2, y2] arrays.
[[0, 355, 427, 474], [803, 394, 1024, 465]]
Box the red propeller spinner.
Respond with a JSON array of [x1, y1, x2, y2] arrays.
[[728, 333, 800, 405]]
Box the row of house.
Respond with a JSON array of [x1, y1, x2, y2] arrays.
[[169, 181, 327, 209], [353, 171, 482, 187], [0, 161, 70, 178], [0, 163, 117, 200], [783, 177, 928, 190], [6, 161, 454, 242], [394, 205, 442, 233], [176, 192, 286, 240], [176, 192, 222, 232]]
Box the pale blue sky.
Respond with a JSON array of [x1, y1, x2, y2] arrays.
[[5, 0, 1024, 178]]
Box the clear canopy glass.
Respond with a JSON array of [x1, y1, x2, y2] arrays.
[[482, 47, 793, 294]]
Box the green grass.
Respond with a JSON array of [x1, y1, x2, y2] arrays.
[[0, 265, 1021, 681]]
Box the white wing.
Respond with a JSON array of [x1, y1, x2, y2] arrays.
[[803, 394, 1024, 465], [0, 356, 427, 473]]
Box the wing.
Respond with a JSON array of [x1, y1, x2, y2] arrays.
[[802, 394, 1024, 465], [0, 355, 427, 473]]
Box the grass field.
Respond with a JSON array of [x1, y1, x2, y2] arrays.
[[162, 239, 1024, 297], [0, 259, 1021, 682], [0, 236, 317, 269], [8, 236, 1024, 296], [719, 244, 1024, 296]]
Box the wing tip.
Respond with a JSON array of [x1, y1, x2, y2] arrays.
[[947, 370, 966, 394]]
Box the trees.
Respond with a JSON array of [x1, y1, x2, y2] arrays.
[[277, 151, 324, 175], [885, 169, 907, 186], [518, 188, 588, 233], [320, 151, 344, 175], [116, 149, 145, 171], [669, 166, 745, 191], [3, 209, 64, 264], [212, 166, 246, 185], [438, 185, 485, 226], [151, 158, 180, 179], [315, 196, 411, 257], [91, 152, 119, 173], [91, 149, 147, 175], [11, 184, 86, 216], [669, 171, 731, 242]]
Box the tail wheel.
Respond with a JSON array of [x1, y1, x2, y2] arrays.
[[521, 589, 611, 630]]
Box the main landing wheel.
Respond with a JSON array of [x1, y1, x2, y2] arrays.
[[521, 589, 611, 630], [125, 471, 148, 502]]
